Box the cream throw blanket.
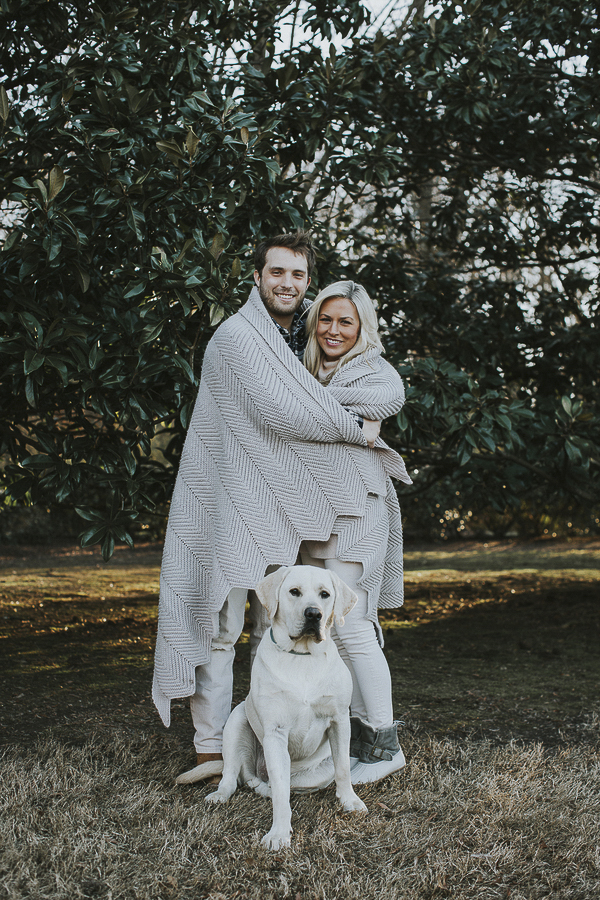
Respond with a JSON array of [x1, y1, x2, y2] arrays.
[[152, 287, 411, 726]]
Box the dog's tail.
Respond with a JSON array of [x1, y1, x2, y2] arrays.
[[175, 759, 224, 785]]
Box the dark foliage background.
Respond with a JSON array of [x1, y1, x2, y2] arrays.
[[1, 0, 599, 555]]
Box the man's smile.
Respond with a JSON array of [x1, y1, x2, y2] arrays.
[[254, 246, 310, 328]]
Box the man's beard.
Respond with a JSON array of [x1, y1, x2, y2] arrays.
[[258, 282, 306, 320]]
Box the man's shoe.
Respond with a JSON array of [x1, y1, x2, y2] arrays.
[[175, 752, 223, 785], [196, 752, 222, 785], [196, 751, 223, 766]]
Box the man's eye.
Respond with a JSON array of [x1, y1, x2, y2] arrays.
[[289, 588, 301, 597], [319, 590, 330, 599]]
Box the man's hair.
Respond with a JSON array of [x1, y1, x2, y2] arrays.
[[254, 231, 316, 277]]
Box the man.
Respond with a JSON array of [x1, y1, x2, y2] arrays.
[[152, 232, 406, 776], [253, 239, 313, 335]]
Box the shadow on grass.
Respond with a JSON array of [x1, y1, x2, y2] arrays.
[[1, 540, 599, 751]]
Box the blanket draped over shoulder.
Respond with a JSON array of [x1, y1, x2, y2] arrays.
[[152, 287, 412, 726]]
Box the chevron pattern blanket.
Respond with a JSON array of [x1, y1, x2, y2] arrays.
[[152, 287, 411, 725]]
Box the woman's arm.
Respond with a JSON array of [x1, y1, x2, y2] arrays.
[[327, 357, 406, 420], [204, 318, 368, 448]]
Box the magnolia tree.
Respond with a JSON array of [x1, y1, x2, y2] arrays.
[[1, 0, 598, 555]]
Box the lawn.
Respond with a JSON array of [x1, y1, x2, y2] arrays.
[[1, 538, 599, 899]]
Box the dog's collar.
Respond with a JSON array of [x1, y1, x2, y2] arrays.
[[270, 627, 311, 656]]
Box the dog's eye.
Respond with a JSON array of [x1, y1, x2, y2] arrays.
[[289, 588, 301, 597], [319, 590, 330, 599]]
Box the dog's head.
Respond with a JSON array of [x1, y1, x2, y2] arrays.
[[255, 565, 357, 647]]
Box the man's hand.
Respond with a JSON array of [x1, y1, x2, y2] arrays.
[[362, 419, 381, 448]]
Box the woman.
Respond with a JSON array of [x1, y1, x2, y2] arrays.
[[300, 280, 412, 785]]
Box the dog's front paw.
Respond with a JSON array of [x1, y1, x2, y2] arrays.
[[339, 792, 367, 814], [261, 828, 291, 851], [205, 790, 228, 804]]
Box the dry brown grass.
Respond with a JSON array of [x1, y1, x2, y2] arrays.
[[2, 541, 599, 898], [2, 722, 599, 900]]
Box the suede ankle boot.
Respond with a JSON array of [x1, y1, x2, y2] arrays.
[[350, 720, 405, 785], [349, 716, 363, 762]]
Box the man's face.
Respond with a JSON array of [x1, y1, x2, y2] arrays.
[[254, 247, 311, 328]]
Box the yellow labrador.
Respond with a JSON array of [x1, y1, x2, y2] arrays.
[[181, 565, 367, 850]]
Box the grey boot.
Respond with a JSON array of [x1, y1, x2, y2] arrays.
[[349, 716, 363, 761], [350, 720, 406, 785]]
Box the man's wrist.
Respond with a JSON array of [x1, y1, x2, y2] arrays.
[[344, 407, 364, 429]]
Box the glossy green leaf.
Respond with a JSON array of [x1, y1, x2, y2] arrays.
[[23, 350, 44, 375], [0, 85, 9, 123], [48, 165, 65, 200]]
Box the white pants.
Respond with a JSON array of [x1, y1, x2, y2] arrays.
[[190, 589, 268, 753], [298, 551, 394, 731], [190, 557, 393, 752]]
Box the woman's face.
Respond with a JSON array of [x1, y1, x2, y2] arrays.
[[316, 297, 361, 362]]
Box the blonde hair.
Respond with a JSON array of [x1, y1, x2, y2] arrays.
[[303, 281, 383, 381]]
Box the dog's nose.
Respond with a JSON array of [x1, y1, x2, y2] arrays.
[[304, 607, 322, 622]]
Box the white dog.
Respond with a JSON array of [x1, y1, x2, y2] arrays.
[[177, 565, 367, 850]]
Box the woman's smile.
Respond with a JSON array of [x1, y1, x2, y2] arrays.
[[316, 297, 360, 362]]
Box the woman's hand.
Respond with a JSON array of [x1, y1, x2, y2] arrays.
[[362, 419, 381, 448]]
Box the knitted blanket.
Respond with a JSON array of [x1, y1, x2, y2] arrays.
[[152, 287, 411, 725]]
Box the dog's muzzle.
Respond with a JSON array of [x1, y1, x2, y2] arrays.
[[300, 606, 324, 640]]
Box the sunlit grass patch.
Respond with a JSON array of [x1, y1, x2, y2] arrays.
[[405, 539, 600, 574]]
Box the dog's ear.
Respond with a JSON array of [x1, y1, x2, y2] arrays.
[[255, 567, 290, 621], [328, 571, 358, 626]]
